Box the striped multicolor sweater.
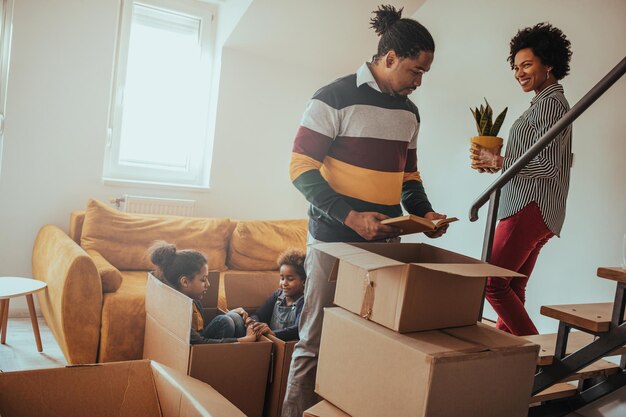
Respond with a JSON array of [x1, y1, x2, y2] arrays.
[[289, 65, 433, 242], [499, 83, 572, 236]]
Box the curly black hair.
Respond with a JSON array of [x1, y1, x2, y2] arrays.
[[370, 4, 434, 63], [149, 240, 207, 289], [277, 248, 306, 281], [508, 22, 572, 80]]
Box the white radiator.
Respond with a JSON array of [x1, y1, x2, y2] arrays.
[[112, 195, 196, 216]]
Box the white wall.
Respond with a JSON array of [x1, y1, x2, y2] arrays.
[[0, 0, 419, 314], [412, 0, 626, 333], [0, 0, 624, 328]]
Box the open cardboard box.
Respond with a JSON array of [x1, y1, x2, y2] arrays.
[[304, 400, 352, 417], [222, 272, 297, 417], [313, 242, 525, 332], [0, 359, 245, 417], [316, 308, 539, 417], [143, 273, 273, 417]]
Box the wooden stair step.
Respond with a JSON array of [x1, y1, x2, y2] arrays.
[[523, 332, 626, 366], [559, 359, 621, 382], [540, 303, 622, 333], [530, 382, 577, 403], [597, 267, 626, 284]]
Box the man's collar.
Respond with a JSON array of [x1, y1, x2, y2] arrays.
[[356, 62, 382, 92]]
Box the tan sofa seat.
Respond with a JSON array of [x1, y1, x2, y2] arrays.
[[99, 271, 149, 362]]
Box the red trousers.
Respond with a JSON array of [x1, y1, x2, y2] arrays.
[[485, 202, 554, 336]]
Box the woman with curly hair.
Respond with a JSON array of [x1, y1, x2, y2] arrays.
[[472, 23, 573, 336], [230, 249, 306, 342]]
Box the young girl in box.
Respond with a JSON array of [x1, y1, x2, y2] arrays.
[[230, 249, 306, 341], [149, 241, 257, 344]]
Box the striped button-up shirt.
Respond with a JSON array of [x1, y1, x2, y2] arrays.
[[498, 83, 572, 236]]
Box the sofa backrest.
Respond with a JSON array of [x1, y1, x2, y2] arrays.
[[79, 199, 233, 271], [227, 219, 308, 271]]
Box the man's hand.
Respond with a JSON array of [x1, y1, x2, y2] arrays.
[[423, 211, 448, 239], [344, 211, 402, 241]]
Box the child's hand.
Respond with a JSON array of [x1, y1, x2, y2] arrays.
[[237, 325, 259, 343], [251, 322, 274, 336], [245, 316, 255, 326], [231, 307, 249, 322]]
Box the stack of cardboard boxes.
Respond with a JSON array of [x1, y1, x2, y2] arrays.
[[303, 242, 540, 417]]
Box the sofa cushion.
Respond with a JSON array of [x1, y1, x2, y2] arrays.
[[228, 219, 307, 271], [86, 249, 123, 293], [81, 198, 232, 271]]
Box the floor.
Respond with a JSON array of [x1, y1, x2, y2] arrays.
[[0, 317, 66, 372], [1, 316, 625, 416]]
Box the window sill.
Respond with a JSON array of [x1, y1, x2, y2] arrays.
[[102, 177, 211, 193]]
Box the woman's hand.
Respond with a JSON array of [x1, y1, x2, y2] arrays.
[[470, 144, 503, 173], [231, 307, 249, 322], [423, 211, 448, 239], [251, 321, 274, 337]]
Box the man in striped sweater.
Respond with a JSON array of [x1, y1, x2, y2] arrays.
[[282, 6, 447, 416]]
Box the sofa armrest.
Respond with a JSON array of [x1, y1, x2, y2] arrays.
[[32, 225, 103, 364]]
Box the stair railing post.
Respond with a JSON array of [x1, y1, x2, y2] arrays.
[[478, 189, 500, 320]]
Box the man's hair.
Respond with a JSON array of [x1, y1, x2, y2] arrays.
[[508, 22, 572, 80], [370, 4, 434, 63], [149, 240, 207, 288]]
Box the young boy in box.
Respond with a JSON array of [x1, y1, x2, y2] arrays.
[[230, 249, 306, 341]]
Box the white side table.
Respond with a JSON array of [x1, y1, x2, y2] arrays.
[[0, 277, 48, 352]]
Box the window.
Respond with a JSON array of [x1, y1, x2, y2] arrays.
[[0, 0, 13, 176], [104, 0, 216, 188]]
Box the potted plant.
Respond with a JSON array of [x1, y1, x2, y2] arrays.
[[470, 99, 507, 169]]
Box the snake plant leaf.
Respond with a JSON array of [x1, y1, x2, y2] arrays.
[[471, 108, 481, 134], [490, 107, 508, 136], [479, 108, 491, 136]]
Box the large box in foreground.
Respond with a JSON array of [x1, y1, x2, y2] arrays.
[[317, 308, 539, 417], [0, 359, 244, 417], [143, 274, 272, 417], [313, 242, 524, 332]]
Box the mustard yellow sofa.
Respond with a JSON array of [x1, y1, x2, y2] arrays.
[[32, 198, 307, 364]]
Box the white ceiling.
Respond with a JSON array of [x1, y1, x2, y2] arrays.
[[224, 0, 427, 72]]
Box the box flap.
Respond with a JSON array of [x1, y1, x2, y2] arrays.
[[0, 360, 160, 417], [312, 242, 404, 271], [146, 273, 193, 342], [144, 274, 193, 374], [304, 400, 352, 417], [442, 322, 539, 352], [189, 338, 273, 417], [411, 263, 525, 278], [150, 361, 246, 417], [222, 271, 279, 311]]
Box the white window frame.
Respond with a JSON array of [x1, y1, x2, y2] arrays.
[[104, 0, 217, 188], [0, 0, 13, 177]]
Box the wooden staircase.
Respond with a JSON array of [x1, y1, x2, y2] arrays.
[[524, 267, 626, 417]]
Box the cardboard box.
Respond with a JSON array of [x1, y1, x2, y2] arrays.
[[221, 270, 279, 311], [265, 335, 297, 417], [222, 272, 297, 417], [316, 308, 539, 417], [143, 274, 273, 417], [313, 242, 524, 332], [304, 400, 352, 417], [0, 359, 245, 417]]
